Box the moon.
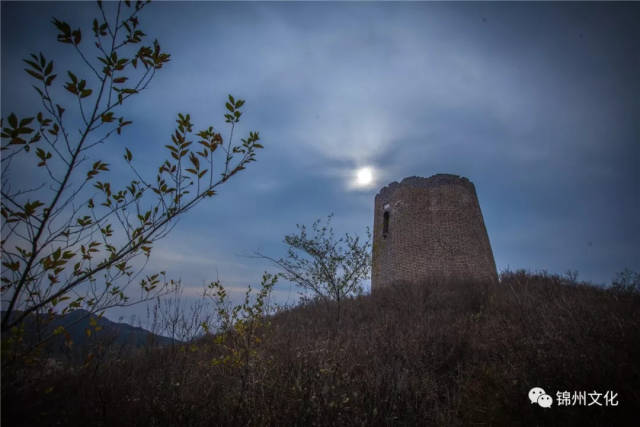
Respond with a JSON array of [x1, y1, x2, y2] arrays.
[[356, 167, 373, 186]]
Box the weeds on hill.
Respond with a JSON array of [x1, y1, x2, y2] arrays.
[[3, 271, 639, 426]]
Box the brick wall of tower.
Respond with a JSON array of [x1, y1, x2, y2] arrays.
[[371, 174, 497, 291]]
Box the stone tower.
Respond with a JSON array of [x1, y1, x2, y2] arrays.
[[371, 174, 497, 291]]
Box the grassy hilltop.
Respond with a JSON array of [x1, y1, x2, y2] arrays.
[[3, 271, 639, 426]]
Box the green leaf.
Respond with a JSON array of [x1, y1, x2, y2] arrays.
[[8, 113, 17, 128], [33, 85, 44, 98], [23, 59, 41, 71], [65, 83, 77, 95], [17, 127, 34, 135], [25, 69, 43, 81], [52, 18, 71, 35], [72, 29, 81, 45], [189, 152, 199, 170], [19, 117, 34, 127], [36, 148, 51, 166], [2, 261, 19, 271]]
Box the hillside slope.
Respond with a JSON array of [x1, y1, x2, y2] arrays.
[[3, 272, 639, 426], [2, 309, 174, 364]]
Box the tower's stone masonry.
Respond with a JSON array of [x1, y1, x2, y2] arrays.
[[371, 174, 497, 291]]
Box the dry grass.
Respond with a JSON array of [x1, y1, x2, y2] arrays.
[[3, 271, 639, 426]]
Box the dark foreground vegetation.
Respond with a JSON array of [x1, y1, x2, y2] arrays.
[[3, 271, 639, 426]]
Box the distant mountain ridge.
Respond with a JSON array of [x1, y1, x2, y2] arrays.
[[2, 309, 176, 362]]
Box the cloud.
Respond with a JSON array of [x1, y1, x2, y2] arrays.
[[2, 1, 638, 323]]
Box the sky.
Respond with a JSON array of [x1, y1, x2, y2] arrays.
[[2, 1, 639, 324]]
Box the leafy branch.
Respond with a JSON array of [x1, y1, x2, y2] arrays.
[[257, 215, 371, 311], [1, 1, 264, 337]]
